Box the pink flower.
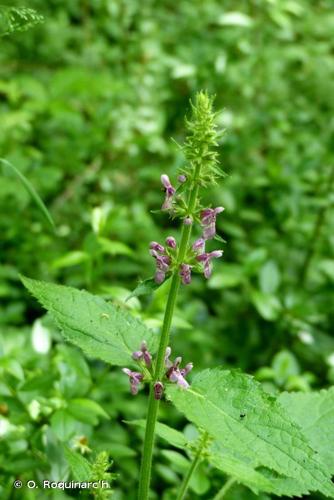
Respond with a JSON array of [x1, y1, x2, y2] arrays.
[[165, 348, 193, 389], [180, 263, 192, 285], [192, 238, 205, 255], [150, 249, 171, 284], [132, 341, 152, 367], [197, 250, 223, 278], [122, 368, 143, 395], [166, 236, 177, 249], [150, 241, 165, 253], [165, 347, 173, 368], [169, 369, 189, 389], [161, 174, 176, 210], [200, 207, 224, 240], [154, 382, 164, 400]]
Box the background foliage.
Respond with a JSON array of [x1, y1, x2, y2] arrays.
[[1, 1, 334, 498]]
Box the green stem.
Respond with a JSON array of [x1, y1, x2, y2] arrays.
[[213, 478, 236, 500], [299, 164, 334, 285], [176, 452, 201, 500], [176, 432, 209, 500], [137, 178, 200, 500]]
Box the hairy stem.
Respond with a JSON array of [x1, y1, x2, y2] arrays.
[[213, 478, 236, 500], [137, 177, 200, 500], [176, 432, 209, 500]]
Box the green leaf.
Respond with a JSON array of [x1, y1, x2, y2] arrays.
[[0, 6, 44, 36], [259, 260, 281, 294], [126, 278, 161, 301], [208, 264, 244, 289], [50, 409, 77, 441], [63, 445, 91, 481], [0, 159, 55, 230], [166, 369, 334, 497], [250, 290, 281, 321], [21, 276, 158, 366], [218, 12, 253, 27], [124, 419, 187, 449], [52, 251, 89, 269], [279, 388, 334, 472], [67, 399, 109, 425], [97, 237, 133, 256], [272, 350, 299, 386]]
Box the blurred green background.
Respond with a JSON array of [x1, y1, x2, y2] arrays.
[[1, 1, 334, 498]]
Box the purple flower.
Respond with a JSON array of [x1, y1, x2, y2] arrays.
[[161, 174, 176, 210], [122, 368, 143, 395], [192, 238, 205, 255], [178, 174, 187, 183], [169, 369, 189, 389], [155, 270, 165, 284], [166, 236, 177, 249], [200, 207, 224, 240], [197, 250, 223, 278], [180, 363, 193, 377], [150, 241, 165, 253], [132, 341, 152, 367], [183, 216, 193, 225], [154, 381, 164, 400], [165, 348, 193, 389], [165, 347, 173, 368], [150, 249, 171, 284], [180, 263, 192, 285]]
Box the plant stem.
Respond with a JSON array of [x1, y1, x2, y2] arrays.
[[300, 164, 334, 284], [213, 478, 236, 500], [176, 432, 209, 500], [137, 179, 200, 500]]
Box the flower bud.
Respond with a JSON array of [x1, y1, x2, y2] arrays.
[[180, 264, 192, 285], [154, 382, 164, 400], [166, 236, 177, 249], [183, 216, 193, 225], [150, 241, 165, 253]]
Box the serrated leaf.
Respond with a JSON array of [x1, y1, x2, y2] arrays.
[[21, 276, 158, 366], [166, 369, 334, 498], [63, 445, 91, 481], [279, 388, 334, 472]]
